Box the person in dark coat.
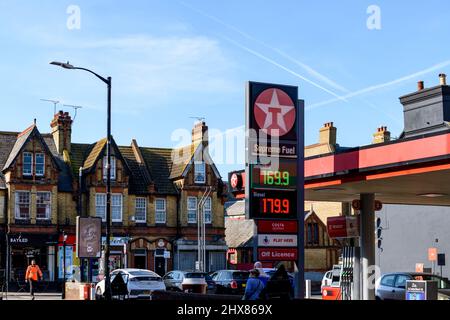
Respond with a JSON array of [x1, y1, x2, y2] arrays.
[[262, 264, 293, 300]]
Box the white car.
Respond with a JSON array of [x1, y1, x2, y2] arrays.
[[95, 268, 166, 299], [321, 270, 333, 293]]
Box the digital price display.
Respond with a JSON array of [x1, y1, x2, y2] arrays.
[[251, 159, 297, 189], [249, 189, 297, 220]]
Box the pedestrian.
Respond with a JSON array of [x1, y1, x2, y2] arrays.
[[253, 261, 269, 286], [264, 264, 292, 300], [25, 260, 43, 300], [243, 269, 265, 300]]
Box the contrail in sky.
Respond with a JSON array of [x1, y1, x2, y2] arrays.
[[308, 60, 450, 110], [179, 1, 347, 99]]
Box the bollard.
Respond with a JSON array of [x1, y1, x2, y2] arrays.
[[305, 280, 312, 299]]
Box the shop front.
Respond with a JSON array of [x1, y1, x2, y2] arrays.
[[8, 233, 58, 283], [57, 234, 78, 281], [94, 236, 129, 282], [129, 238, 172, 276]]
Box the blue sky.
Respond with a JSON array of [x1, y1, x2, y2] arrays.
[[1, 0, 450, 176]]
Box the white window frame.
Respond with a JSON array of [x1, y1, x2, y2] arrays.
[[95, 194, 106, 221], [187, 197, 197, 224], [36, 192, 51, 220], [103, 156, 117, 181], [23, 152, 33, 176], [194, 162, 206, 184], [35, 153, 45, 176], [155, 198, 166, 224], [135, 197, 147, 223], [203, 197, 212, 224], [15, 191, 30, 220], [112, 194, 123, 222]]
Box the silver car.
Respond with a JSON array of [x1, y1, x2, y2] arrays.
[[375, 272, 450, 300]]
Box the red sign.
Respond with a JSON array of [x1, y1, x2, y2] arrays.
[[258, 220, 298, 233], [327, 216, 360, 239], [254, 88, 296, 137], [257, 248, 298, 261]]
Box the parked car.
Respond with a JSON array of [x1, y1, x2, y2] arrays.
[[321, 270, 333, 292], [163, 271, 216, 293], [375, 272, 450, 300], [210, 270, 249, 295], [95, 268, 166, 300]]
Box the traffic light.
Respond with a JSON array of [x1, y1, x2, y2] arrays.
[[376, 217, 383, 252]]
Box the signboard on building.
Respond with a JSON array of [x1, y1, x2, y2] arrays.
[[327, 216, 360, 239], [76, 217, 102, 259], [257, 220, 298, 234], [257, 248, 298, 261], [258, 234, 297, 247]]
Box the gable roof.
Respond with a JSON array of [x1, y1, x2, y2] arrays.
[[2, 125, 59, 173], [169, 143, 222, 180], [81, 137, 131, 176]]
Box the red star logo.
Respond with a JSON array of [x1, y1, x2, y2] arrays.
[[254, 88, 296, 137]]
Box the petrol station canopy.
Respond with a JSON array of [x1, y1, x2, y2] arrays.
[[305, 130, 450, 206]]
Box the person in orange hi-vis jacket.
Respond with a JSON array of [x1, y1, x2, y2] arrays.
[[25, 260, 43, 300]]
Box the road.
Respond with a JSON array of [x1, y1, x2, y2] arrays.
[[1, 293, 62, 300]]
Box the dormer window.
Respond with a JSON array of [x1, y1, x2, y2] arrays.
[[102, 156, 116, 181], [22, 152, 45, 177], [23, 152, 33, 176], [35, 153, 45, 176], [194, 162, 206, 184]]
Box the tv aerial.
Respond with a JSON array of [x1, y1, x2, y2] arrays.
[[190, 116, 206, 124], [40, 99, 60, 114], [63, 104, 83, 121]]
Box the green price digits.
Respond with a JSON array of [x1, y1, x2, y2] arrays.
[[262, 170, 290, 186]]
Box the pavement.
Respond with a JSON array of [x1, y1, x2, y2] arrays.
[[0, 292, 62, 300]]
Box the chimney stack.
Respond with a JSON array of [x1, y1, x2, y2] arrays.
[[319, 122, 337, 145], [417, 81, 424, 91], [439, 73, 447, 86], [50, 110, 73, 155], [192, 121, 208, 147], [372, 126, 391, 144]]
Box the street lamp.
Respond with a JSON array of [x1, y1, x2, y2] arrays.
[[51, 61, 113, 300], [62, 231, 68, 299]]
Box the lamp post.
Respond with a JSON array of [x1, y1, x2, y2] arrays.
[[50, 61, 112, 300], [62, 231, 67, 299]]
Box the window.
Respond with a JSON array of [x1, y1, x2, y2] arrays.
[[394, 275, 410, 288], [307, 223, 319, 245], [103, 156, 116, 180], [155, 198, 166, 224], [112, 194, 122, 222], [23, 152, 33, 176], [95, 194, 106, 221], [203, 197, 212, 224], [36, 192, 51, 220], [15, 191, 30, 219], [35, 153, 45, 176], [194, 162, 206, 184], [380, 275, 396, 287], [135, 197, 147, 223], [187, 197, 197, 223]]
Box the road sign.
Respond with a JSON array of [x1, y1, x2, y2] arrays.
[[257, 234, 298, 247], [257, 248, 298, 261], [438, 253, 446, 266], [428, 247, 437, 261], [257, 220, 298, 234], [327, 216, 360, 239]]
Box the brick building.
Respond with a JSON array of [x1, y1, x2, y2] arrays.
[[0, 111, 227, 285]]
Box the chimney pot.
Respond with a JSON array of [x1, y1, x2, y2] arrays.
[[417, 81, 424, 91], [439, 73, 447, 86]]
